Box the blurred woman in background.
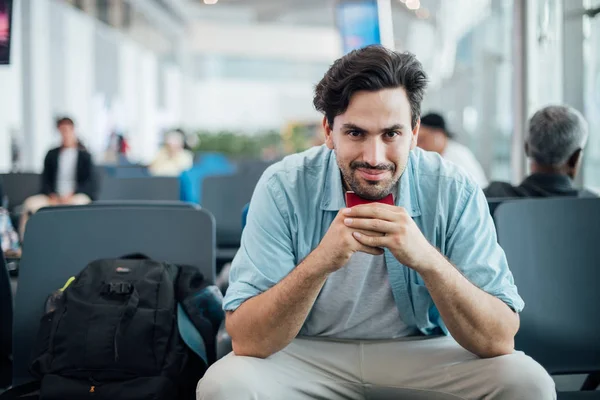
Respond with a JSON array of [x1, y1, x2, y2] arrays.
[[149, 129, 194, 176]]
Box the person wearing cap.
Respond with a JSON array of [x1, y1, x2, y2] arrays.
[[418, 113, 488, 187], [485, 105, 596, 198]]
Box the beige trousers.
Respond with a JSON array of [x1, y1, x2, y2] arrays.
[[19, 193, 91, 238], [197, 336, 555, 400]]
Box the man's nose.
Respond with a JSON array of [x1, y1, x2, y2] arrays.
[[362, 138, 386, 167]]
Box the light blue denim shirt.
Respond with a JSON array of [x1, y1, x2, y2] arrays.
[[224, 145, 524, 336]]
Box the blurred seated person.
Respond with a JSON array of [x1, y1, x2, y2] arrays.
[[149, 130, 193, 176], [0, 178, 20, 259], [1, 207, 20, 259], [418, 113, 488, 187], [485, 105, 596, 198], [19, 117, 96, 238], [103, 131, 130, 165]]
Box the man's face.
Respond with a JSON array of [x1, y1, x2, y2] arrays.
[[58, 123, 77, 147], [417, 125, 446, 154], [324, 88, 419, 200]]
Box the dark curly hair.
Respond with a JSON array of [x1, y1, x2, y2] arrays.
[[314, 45, 428, 129]]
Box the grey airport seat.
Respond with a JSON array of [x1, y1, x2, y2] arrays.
[[486, 197, 522, 221], [495, 198, 600, 399], [0, 254, 12, 389], [202, 171, 264, 261], [0, 174, 40, 212], [11, 204, 216, 386], [214, 203, 251, 359], [234, 160, 274, 178], [112, 166, 149, 179], [98, 177, 180, 201], [37, 200, 198, 212]]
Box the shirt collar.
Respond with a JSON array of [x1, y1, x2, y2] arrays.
[[320, 149, 421, 217], [521, 173, 577, 193]]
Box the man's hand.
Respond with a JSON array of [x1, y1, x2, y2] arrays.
[[345, 202, 519, 357], [342, 203, 438, 273], [59, 193, 74, 204], [313, 209, 385, 274], [48, 194, 60, 205]]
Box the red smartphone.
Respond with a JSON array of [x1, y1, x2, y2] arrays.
[[345, 191, 394, 207]]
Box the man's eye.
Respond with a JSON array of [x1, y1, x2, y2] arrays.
[[384, 131, 400, 139], [348, 130, 363, 137]]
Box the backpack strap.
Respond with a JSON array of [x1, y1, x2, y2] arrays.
[[177, 304, 207, 365], [109, 286, 140, 361], [175, 265, 224, 365]]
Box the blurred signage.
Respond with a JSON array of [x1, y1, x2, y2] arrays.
[[0, 0, 12, 64], [336, 0, 381, 54]]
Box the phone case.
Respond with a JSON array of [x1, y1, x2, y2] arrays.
[[345, 191, 394, 207]]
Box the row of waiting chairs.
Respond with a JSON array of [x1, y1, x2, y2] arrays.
[[1, 202, 221, 388], [2, 196, 599, 397], [0, 172, 180, 205], [2, 160, 271, 262]]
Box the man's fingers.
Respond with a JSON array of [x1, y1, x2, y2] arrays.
[[345, 218, 395, 234], [343, 204, 402, 222], [353, 231, 387, 248], [358, 244, 384, 256], [354, 228, 385, 237]]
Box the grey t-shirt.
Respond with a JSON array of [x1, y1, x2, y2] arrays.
[[300, 252, 418, 339]]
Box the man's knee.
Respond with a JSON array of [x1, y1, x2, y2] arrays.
[[69, 194, 91, 205], [196, 354, 266, 400], [23, 195, 49, 214], [491, 353, 556, 399]]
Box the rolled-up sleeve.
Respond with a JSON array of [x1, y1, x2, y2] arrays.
[[445, 184, 525, 313], [222, 173, 297, 311]]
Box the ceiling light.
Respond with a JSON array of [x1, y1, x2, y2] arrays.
[[204, 0, 218, 4], [406, 0, 420, 10]]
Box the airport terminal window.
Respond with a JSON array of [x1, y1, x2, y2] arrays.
[[584, 0, 600, 192], [423, 0, 513, 181]]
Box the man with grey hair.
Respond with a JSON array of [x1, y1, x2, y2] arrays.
[[485, 105, 596, 198]]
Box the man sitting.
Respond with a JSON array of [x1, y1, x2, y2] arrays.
[[197, 46, 555, 400], [418, 112, 488, 188], [19, 117, 96, 238], [485, 105, 596, 198]]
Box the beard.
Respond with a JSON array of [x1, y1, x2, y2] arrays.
[[338, 159, 405, 200]]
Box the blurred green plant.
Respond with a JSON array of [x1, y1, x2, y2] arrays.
[[193, 129, 312, 158]]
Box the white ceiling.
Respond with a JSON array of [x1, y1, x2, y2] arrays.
[[175, 0, 439, 51], [180, 0, 437, 27]]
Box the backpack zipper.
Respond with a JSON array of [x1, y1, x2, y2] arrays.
[[114, 335, 119, 361], [89, 377, 99, 395]]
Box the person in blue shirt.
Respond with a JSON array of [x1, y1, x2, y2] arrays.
[[197, 46, 555, 399]]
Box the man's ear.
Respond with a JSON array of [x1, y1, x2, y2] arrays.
[[410, 119, 420, 150], [323, 117, 334, 150], [567, 148, 583, 169]]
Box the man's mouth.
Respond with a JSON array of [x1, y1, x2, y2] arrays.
[[356, 168, 390, 181]]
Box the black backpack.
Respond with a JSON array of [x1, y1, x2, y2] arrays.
[[13, 255, 221, 400]]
